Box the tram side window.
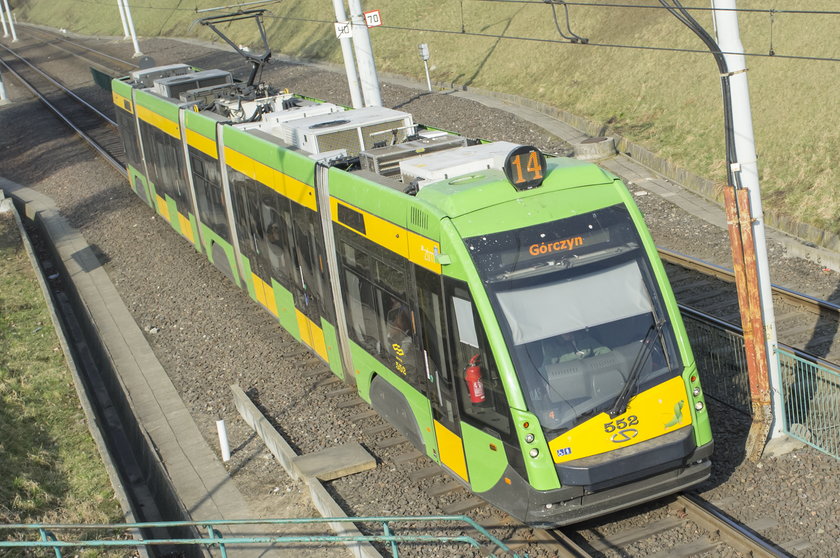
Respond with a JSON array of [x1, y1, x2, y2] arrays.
[[260, 198, 293, 283], [338, 228, 421, 387], [138, 121, 190, 208], [445, 279, 511, 435], [189, 148, 229, 242], [115, 109, 142, 171]]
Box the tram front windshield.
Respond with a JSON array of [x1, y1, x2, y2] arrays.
[[465, 204, 681, 434]]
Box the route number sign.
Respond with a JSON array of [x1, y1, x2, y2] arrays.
[[364, 10, 382, 28], [504, 145, 547, 191]]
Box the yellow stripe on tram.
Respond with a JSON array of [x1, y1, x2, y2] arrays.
[[331, 198, 442, 274], [186, 129, 218, 159], [136, 105, 180, 139]]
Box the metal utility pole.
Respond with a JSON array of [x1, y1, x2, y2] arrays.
[[331, 0, 364, 108], [710, 0, 782, 445], [120, 0, 143, 57], [661, 0, 779, 460], [117, 0, 131, 39], [346, 0, 382, 107], [2, 0, 17, 42]]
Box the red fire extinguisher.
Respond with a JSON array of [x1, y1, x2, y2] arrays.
[[465, 354, 486, 403]]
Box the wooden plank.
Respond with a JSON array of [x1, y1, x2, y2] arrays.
[[317, 375, 342, 387], [426, 480, 463, 498], [391, 450, 423, 465], [362, 423, 394, 437], [337, 398, 366, 409], [409, 464, 444, 482], [745, 518, 778, 532], [441, 496, 486, 515], [349, 409, 378, 422], [589, 517, 684, 552], [374, 436, 408, 449], [645, 537, 719, 558], [326, 386, 356, 397]]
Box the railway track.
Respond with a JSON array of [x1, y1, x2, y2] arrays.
[[0, 33, 126, 175], [661, 249, 840, 363], [1, 26, 834, 556]]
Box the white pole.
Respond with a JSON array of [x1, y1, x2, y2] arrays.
[[331, 0, 364, 109], [0, 2, 9, 39], [216, 419, 231, 462], [117, 0, 130, 39], [346, 0, 381, 107], [121, 0, 143, 57], [2, 0, 16, 42], [711, 0, 782, 438], [0, 71, 8, 103]]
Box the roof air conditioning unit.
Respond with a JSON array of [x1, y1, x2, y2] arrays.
[[278, 107, 414, 156]]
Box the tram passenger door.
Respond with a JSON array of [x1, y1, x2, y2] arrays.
[[230, 177, 274, 313], [290, 204, 329, 360], [416, 267, 469, 482]]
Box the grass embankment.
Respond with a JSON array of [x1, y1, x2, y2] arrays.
[[13, 0, 840, 237], [0, 208, 122, 529]]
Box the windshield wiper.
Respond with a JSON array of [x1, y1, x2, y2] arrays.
[[607, 319, 665, 418]]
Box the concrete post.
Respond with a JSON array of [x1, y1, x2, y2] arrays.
[[120, 0, 143, 57], [711, 1, 782, 443], [346, 0, 381, 107], [331, 0, 364, 109], [2, 0, 16, 42], [117, 0, 130, 39]]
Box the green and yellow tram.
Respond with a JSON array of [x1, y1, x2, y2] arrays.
[[112, 61, 712, 526]]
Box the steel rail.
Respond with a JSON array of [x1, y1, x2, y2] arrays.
[[0, 42, 117, 126], [0, 47, 126, 179], [677, 493, 792, 557]]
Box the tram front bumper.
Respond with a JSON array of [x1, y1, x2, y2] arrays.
[[524, 440, 713, 527]]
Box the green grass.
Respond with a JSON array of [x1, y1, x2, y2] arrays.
[[0, 210, 122, 529], [12, 0, 840, 237]]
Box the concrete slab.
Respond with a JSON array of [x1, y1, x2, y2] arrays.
[[293, 443, 376, 482]]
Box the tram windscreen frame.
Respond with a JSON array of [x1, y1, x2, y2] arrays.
[[465, 204, 683, 434]]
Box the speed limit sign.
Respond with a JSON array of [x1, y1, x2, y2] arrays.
[[364, 9, 382, 28]]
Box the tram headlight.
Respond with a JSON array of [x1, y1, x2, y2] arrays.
[[529, 448, 539, 458], [695, 401, 704, 411], [693, 386, 701, 396], [525, 433, 535, 444]]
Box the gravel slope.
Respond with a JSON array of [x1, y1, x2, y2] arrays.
[[1, 31, 839, 556]]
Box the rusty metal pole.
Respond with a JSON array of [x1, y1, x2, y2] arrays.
[[736, 189, 772, 457]]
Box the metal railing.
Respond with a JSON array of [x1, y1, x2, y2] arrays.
[[681, 308, 752, 416], [778, 348, 840, 459], [681, 306, 840, 460], [0, 515, 524, 557]]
